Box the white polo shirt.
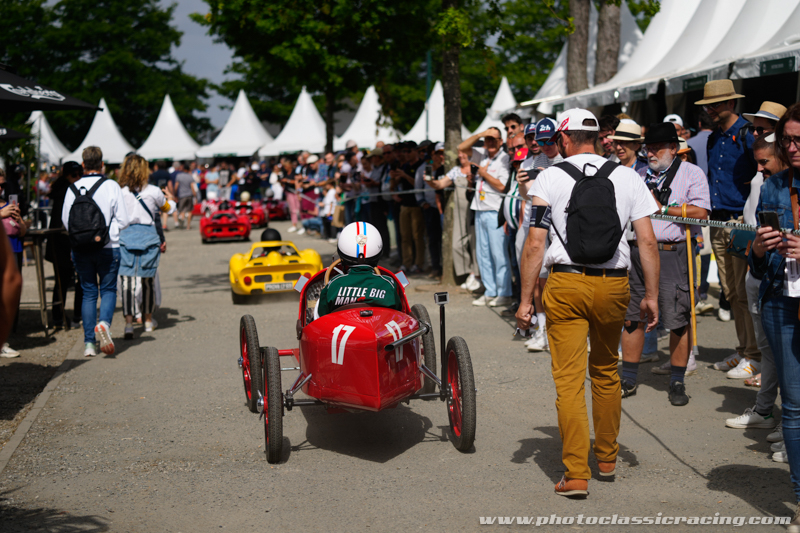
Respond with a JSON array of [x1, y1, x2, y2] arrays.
[[528, 153, 656, 270], [469, 146, 509, 212]]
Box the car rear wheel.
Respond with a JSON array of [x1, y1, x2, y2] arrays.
[[240, 315, 263, 413], [262, 346, 283, 463], [232, 289, 247, 305], [410, 304, 437, 394], [445, 336, 476, 452]]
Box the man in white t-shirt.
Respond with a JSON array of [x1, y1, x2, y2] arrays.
[[515, 109, 660, 498], [459, 126, 512, 307]]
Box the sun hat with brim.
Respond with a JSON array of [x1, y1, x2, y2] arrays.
[[677, 137, 690, 154], [643, 123, 680, 145], [307, 154, 320, 164], [556, 109, 599, 132], [366, 148, 382, 158], [694, 79, 745, 106], [743, 101, 787, 123], [608, 122, 644, 142]]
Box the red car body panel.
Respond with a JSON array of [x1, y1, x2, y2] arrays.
[[233, 201, 268, 228], [200, 210, 251, 241], [293, 267, 421, 412]]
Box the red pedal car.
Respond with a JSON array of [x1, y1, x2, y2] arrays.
[[238, 260, 476, 463], [200, 209, 251, 243], [233, 201, 268, 228]]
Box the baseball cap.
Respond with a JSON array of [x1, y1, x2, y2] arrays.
[[663, 114, 684, 127], [523, 123, 537, 136], [513, 146, 529, 162], [434, 142, 444, 152], [307, 154, 320, 164], [535, 118, 557, 141], [556, 109, 599, 132], [251, 162, 260, 171], [345, 139, 357, 149]]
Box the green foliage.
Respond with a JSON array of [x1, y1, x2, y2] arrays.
[[435, 7, 474, 48], [0, 0, 211, 152], [625, 0, 660, 31]]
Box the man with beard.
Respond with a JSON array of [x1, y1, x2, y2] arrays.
[[619, 123, 710, 406]]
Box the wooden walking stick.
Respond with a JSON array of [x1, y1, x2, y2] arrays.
[[683, 204, 699, 357]]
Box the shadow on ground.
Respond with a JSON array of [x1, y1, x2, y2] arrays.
[[0, 360, 89, 422], [0, 489, 109, 532], [707, 465, 796, 519]]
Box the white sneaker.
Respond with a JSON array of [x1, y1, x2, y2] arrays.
[[84, 343, 97, 357], [773, 450, 788, 463], [718, 308, 731, 322], [472, 295, 490, 306], [124, 324, 134, 340], [725, 407, 778, 429], [771, 440, 785, 453], [713, 352, 741, 371], [489, 296, 513, 307], [461, 273, 475, 290], [695, 300, 714, 314], [0, 343, 20, 358], [287, 225, 298, 233], [297, 227, 306, 235], [94, 321, 115, 355], [526, 329, 549, 352], [466, 275, 482, 292], [727, 357, 760, 379], [145, 318, 158, 333], [768, 423, 784, 443]]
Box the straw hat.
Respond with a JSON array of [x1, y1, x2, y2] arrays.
[[694, 79, 744, 105], [743, 101, 787, 123], [607, 122, 644, 142]]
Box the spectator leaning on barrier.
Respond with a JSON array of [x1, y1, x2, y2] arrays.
[[516, 108, 660, 498], [62, 146, 130, 357], [460, 127, 512, 307], [749, 104, 800, 530], [695, 79, 761, 378], [619, 123, 710, 405]]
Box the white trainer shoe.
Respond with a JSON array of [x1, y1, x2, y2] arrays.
[[718, 308, 731, 322], [0, 343, 20, 358], [461, 273, 475, 290], [94, 321, 115, 355], [297, 227, 306, 235], [84, 343, 97, 357], [771, 440, 785, 453], [466, 275, 482, 292], [773, 450, 789, 463], [489, 296, 513, 308], [472, 295, 490, 306], [145, 318, 158, 333], [713, 352, 741, 371], [526, 329, 549, 352], [768, 423, 784, 443], [727, 357, 760, 379], [725, 407, 778, 429], [287, 225, 298, 233]]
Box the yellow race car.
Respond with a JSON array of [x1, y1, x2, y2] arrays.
[[229, 234, 323, 304]]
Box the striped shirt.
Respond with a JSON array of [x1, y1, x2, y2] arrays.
[[520, 153, 563, 232], [636, 160, 711, 242]]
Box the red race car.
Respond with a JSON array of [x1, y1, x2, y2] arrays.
[[200, 209, 251, 243], [238, 261, 476, 463], [264, 198, 288, 220], [233, 201, 269, 228]]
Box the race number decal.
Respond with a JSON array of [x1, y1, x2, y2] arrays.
[[331, 324, 355, 365], [385, 321, 403, 362]]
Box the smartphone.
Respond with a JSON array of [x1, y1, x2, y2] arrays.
[[8, 194, 18, 205], [758, 211, 781, 231]]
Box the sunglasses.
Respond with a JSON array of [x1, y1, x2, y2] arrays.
[[537, 139, 555, 146], [703, 101, 728, 112], [747, 125, 770, 136]]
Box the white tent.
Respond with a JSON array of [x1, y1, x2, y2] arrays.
[[403, 80, 471, 143], [196, 90, 273, 158], [333, 86, 400, 151], [259, 87, 327, 156], [471, 77, 518, 140], [526, 0, 644, 114], [28, 111, 70, 165], [65, 98, 135, 165], [138, 94, 199, 161]]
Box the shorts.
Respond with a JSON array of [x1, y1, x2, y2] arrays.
[[178, 196, 193, 214], [625, 241, 691, 330]]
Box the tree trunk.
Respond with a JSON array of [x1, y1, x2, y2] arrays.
[[594, 0, 620, 85], [325, 85, 335, 153], [441, 38, 461, 287], [567, 0, 590, 94]]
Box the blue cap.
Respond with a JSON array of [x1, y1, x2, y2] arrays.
[[523, 122, 537, 136], [534, 118, 557, 141]]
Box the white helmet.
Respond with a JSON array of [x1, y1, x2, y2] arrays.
[[337, 222, 383, 267]]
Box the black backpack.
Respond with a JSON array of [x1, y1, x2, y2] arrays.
[[68, 178, 109, 251], [552, 160, 623, 264]]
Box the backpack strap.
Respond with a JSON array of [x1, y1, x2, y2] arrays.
[[554, 161, 584, 182], [136, 194, 155, 223], [654, 157, 682, 195], [86, 177, 107, 197]]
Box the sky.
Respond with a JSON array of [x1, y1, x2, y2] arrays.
[[162, 0, 238, 129]]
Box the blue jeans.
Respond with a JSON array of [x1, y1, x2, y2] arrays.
[[302, 217, 323, 233], [73, 248, 120, 344], [761, 294, 800, 501], [474, 210, 512, 298]]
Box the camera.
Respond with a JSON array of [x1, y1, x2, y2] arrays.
[[647, 182, 672, 206], [470, 164, 479, 176]]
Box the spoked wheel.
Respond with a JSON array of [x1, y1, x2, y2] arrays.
[[445, 336, 476, 452], [262, 346, 283, 463], [240, 315, 263, 413], [410, 304, 437, 394]]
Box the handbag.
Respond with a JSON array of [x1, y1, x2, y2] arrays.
[[332, 196, 346, 228], [726, 229, 756, 259], [2, 215, 20, 237]]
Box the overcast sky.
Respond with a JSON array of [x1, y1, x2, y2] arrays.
[[162, 0, 238, 129]]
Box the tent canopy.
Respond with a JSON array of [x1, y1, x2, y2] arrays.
[[259, 87, 326, 156], [28, 111, 70, 164], [196, 90, 273, 158], [403, 80, 471, 143], [472, 77, 518, 140], [333, 86, 400, 151], [65, 98, 134, 165], [138, 94, 200, 162]]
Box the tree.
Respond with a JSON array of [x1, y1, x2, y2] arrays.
[[594, 0, 620, 85], [0, 0, 211, 150], [567, 0, 590, 94]]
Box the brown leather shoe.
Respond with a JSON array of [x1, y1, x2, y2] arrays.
[[554, 475, 588, 497], [597, 460, 616, 477]]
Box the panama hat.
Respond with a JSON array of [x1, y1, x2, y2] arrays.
[[607, 122, 644, 142], [694, 79, 744, 106], [743, 101, 787, 123]]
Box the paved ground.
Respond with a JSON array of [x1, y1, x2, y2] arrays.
[[0, 222, 794, 532]]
